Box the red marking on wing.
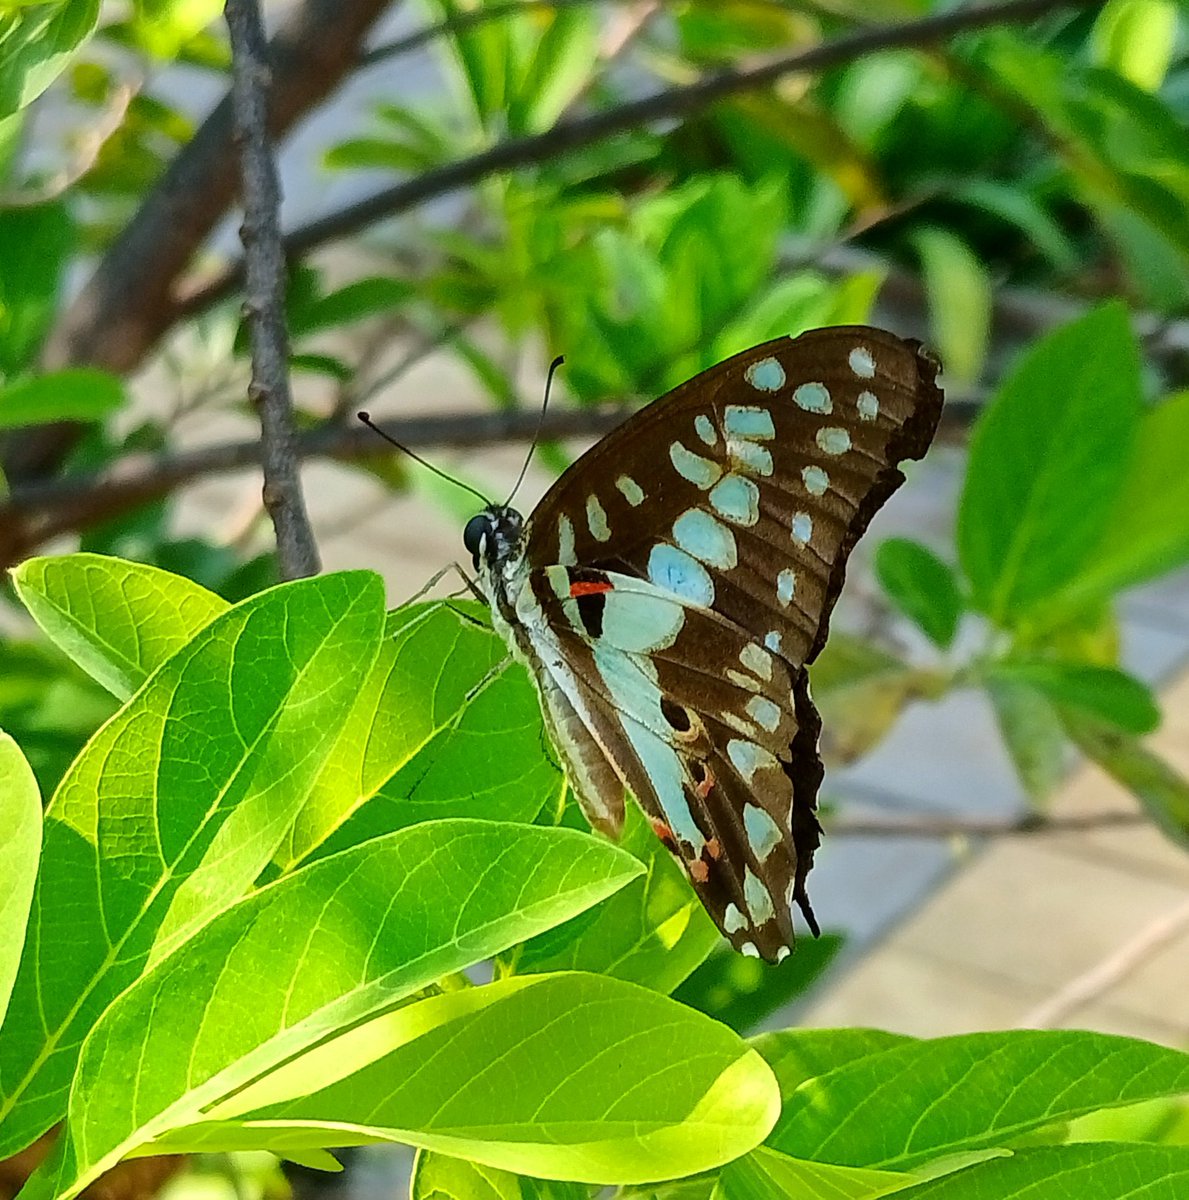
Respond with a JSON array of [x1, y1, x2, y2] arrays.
[[689, 859, 710, 883], [705, 837, 721, 860], [569, 580, 614, 597], [695, 766, 715, 800], [650, 818, 676, 847]]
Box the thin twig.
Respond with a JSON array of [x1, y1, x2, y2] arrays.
[[0, 406, 631, 555], [1019, 897, 1189, 1028], [227, 0, 320, 579], [828, 810, 1148, 839], [176, 0, 1101, 317]]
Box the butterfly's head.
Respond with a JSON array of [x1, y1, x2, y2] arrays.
[[463, 504, 524, 573]]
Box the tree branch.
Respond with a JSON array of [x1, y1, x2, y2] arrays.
[[176, 0, 1101, 318], [227, 0, 320, 579], [3, 0, 397, 488], [828, 810, 1148, 838], [0, 407, 631, 555]]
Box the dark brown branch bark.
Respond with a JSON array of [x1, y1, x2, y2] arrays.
[[828, 810, 1147, 838], [2, 0, 397, 490], [0, 407, 631, 555], [227, 0, 320, 580], [177, 0, 1101, 318]]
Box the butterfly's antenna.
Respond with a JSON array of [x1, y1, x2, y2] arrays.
[[357, 411, 491, 507], [505, 354, 564, 507]]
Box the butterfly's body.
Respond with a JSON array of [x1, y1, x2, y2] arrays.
[[464, 327, 943, 962]]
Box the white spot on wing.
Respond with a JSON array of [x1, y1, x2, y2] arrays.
[[740, 941, 761, 958], [764, 629, 782, 653], [802, 465, 829, 495], [794, 382, 831, 413], [709, 474, 760, 526], [648, 544, 714, 607], [777, 568, 796, 607], [673, 510, 737, 569], [857, 390, 879, 421], [724, 404, 776, 439], [557, 514, 576, 565], [600, 589, 684, 653], [849, 346, 876, 378], [695, 414, 717, 445], [670, 442, 722, 489], [728, 739, 779, 781], [586, 494, 610, 542], [744, 357, 785, 392], [726, 669, 762, 693], [727, 439, 773, 477], [739, 642, 773, 680], [745, 804, 783, 862], [775, 945, 791, 964], [723, 903, 747, 934], [746, 695, 782, 734], [791, 511, 813, 544], [616, 474, 645, 506], [816, 426, 851, 456], [744, 868, 776, 924]]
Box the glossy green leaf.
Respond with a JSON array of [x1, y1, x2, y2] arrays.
[[1092, 0, 1178, 91], [1056, 391, 1189, 608], [0, 368, 125, 429], [874, 539, 964, 650], [26, 824, 641, 1200], [769, 1031, 1189, 1170], [1063, 713, 1189, 850], [720, 1146, 909, 1200], [412, 1151, 589, 1200], [753, 1028, 914, 1099], [912, 228, 991, 386], [0, 0, 101, 119], [991, 661, 1159, 735], [890, 1143, 1189, 1198], [958, 303, 1142, 623], [143, 973, 779, 1187], [279, 603, 560, 869], [517, 801, 719, 994], [0, 573, 385, 1160], [0, 201, 74, 375], [12, 554, 228, 700], [0, 730, 40, 1026], [509, 6, 597, 134], [291, 277, 414, 337], [986, 678, 1068, 803]]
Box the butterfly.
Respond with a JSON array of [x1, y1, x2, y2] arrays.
[[462, 326, 943, 961]]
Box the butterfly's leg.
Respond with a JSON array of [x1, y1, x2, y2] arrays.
[[400, 561, 482, 607]]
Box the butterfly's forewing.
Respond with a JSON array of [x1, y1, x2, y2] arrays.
[[523, 327, 943, 958]]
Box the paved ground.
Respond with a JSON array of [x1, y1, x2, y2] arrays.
[[165, 340, 1189, 1048]]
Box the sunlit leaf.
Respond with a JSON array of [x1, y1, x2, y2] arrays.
[[0, 730, 40, 1026], [874, 538, 963, 649], [912, 228, 991, 386], [0, 368, 124, 429]]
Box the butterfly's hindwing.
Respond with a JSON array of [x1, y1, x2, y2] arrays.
[[481, 325, 943, 961]]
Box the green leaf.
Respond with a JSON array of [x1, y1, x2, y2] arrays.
[[0, 201, 74, 375], [278, 603, 560, 869], [291, 277, 414, 337], [874, 539, 964, 650], [950, 179, 1078, 273], [12, 554, 229, 700], [0, 730, 40, 1026], [768, 1030, 1189, 1170], [889, 1143, 1189, 1198], [0, 573, 385, 1160], [986, 678, 1068, 803], [141, 973, 779, 1188], [1063, 713, 1189, 851], [0, 368, 123, 429], [517, 800, 720, 994], [1092, 0, 1178, 92], [990, 661, 1159, 736], [720, 1146, 909, 1200], [753, 1028, 914, 1099], [958, 303, 1142, 624], [0, 0, 101, 119], [412, 1151, 589, 1200], [1056, 391, 1189, 608], [912, 228, 991, 386], [27, 825, 642, 1200]]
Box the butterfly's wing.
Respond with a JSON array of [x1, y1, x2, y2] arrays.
[[522, 326, 943, 956]]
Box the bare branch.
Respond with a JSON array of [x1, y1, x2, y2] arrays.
[[227, 0, 320, 579], [0, 407, 631, 555], [1020, 896, 1189, 1027], [177, 0, 1102, 317], [828, 810, 1148, 838]]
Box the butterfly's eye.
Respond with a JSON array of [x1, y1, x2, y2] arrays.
[[463, 513, 491, 569]]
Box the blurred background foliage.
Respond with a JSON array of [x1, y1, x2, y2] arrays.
[[0, 0, 1188, 1113]]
